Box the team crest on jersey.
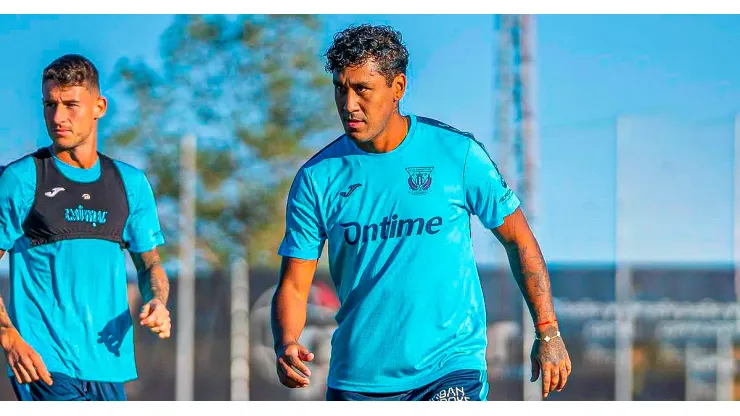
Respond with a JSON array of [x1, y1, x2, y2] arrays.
[[405, 167, 434, 195]]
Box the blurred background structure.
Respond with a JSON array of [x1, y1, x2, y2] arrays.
[[0, 14, 739, 400]]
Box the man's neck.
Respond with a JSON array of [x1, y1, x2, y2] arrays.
[[358, 112, 409, 154], [52, 137, 99, 169]]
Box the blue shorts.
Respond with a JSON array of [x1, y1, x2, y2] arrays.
[[11, 372, 126, 401], [326, 369, 489, 401]]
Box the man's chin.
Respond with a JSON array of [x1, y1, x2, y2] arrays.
[[50, 137, 79, 151], [345, 130, 372, 143]]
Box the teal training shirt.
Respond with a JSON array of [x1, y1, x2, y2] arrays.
[[0, 150, 164, 382], [278, 115, 521, 392]]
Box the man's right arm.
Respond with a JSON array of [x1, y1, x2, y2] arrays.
[[0, 163, 27, 335], [0, 249, 18, 346], [270, 257, 319, 388], [0, 250, 11, 331], [0, 249, 53, 386], [0, 161, 53, 385], [0, 164, 26, 341], [0, 248, 15, 339], [271, 256, 318, 352], [271, 167, 325, 388]]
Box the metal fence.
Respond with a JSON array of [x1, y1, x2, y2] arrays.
[[2, 264, 738, 401]]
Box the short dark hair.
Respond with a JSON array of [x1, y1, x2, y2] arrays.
[[42, 54, 100, 92], [325, 24, 409, 86]]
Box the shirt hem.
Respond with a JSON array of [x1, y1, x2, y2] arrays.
[[327, 357, 486, 393], [7, 365, 138, 384]]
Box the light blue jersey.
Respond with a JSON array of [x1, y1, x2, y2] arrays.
[[0, 150, 164, 382], [278, 115, 521, 392]]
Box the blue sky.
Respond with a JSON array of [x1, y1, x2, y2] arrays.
[[0, 14, 737, 266]]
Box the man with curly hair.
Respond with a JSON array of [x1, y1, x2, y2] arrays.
[[272, 24, 571, 401]]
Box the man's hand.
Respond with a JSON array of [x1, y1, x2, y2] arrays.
[[131, 248, 171, 339], [272, 257, 319, 389], [139, 299, 171, 339], [275, 342, 315, 388], [530, 327, 572, 399], [0, 328, 53, 385]]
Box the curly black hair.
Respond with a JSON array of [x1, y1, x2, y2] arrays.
[[42, 54, 100, 92], [325, 24, 409, 86]]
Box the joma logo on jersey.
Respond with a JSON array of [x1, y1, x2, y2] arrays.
[[64, 205, 108, 228], [340, 214, 443, 245]]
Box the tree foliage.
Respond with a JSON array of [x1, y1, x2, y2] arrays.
[[109, 15, 335, 268]]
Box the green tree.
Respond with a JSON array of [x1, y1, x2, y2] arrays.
[[108, 15, 335, 268]]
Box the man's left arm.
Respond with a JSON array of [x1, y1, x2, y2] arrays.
[[130, 248, 171, 339], [492, 208, 570, 398], [122, 168, 170, 339], [494, 209, 556, 331], [463, 139, 571, 398]]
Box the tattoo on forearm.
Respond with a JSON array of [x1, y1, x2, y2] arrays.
[[507, 239, 556, 327], [133, 250, 170, 304], [148, 265, 170, 304], [496, 218, 569, 378]]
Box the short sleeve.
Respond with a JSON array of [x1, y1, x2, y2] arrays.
[[464, 139, 521, 229], [122, 170, 165, 253], [0, 159, 35, 251], [277, 168, 326, 260]]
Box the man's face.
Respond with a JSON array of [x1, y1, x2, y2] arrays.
[[42, 81, 106, 150], [333, 59, 405, 143]]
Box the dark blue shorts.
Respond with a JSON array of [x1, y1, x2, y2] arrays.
[[326, 369, 489, 401], [11, 372, 126, 401]]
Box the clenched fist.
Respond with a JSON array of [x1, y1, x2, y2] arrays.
[[139, 299, 171, 339]]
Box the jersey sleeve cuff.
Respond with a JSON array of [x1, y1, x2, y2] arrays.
[[487, 193, 522, 229], [277, 246, 321, 260], [127, 232, 166, 253]]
